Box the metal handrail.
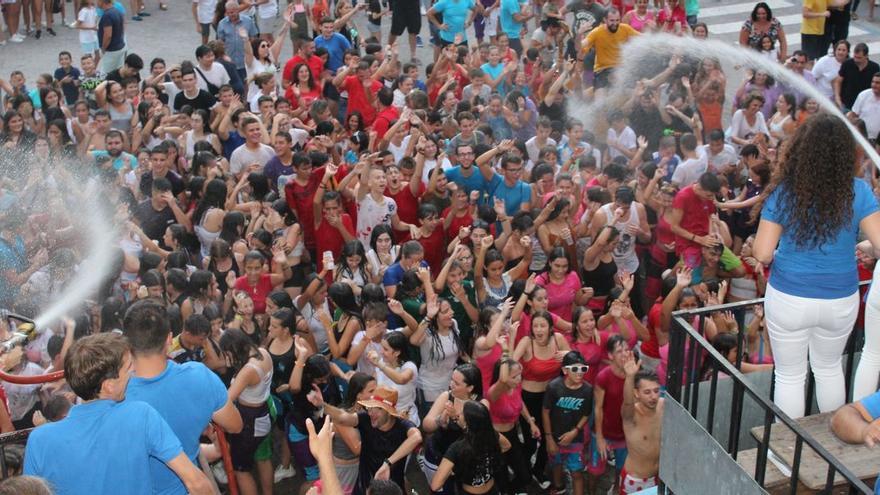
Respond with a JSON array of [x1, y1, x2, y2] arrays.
[[666, 291, 873, 494]]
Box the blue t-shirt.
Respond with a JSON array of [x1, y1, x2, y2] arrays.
[[445, 165, 488, 198], [761, 179, 879, 299], [499, 0, 524, 39], [91, 150, 138, 171], [126, 361, 228, 495], [97, 6, 125, 51], [24, 400, 183, 495], [432, 0, 475, 42], [486, 173, 530, 216], [481, 62, 508, 95], [314, 33, 352, 73], [0, 236, 26, 308]]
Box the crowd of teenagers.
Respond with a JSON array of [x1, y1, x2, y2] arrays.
[[1, 0, 880, 493]]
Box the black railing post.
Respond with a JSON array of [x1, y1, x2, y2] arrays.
[[706, 363, 719, 436], [666, 316, 687, 403], [755, 408, 773, 487]]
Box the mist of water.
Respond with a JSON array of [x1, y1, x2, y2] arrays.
[[567, 33, 880, 169], [32, 176, 118, 329]]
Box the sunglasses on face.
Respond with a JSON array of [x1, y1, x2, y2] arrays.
[[565, 365, 589, 373]]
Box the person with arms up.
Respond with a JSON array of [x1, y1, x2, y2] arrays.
[[753, 114, 880, 419], [307, 386, 422, 495], [581, 8, 639, 96], [620, 354, 664, 494], [123, 300, 243, 495], [23, 333, 213, 495]]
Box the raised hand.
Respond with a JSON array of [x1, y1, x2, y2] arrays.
[[676, 267, 693, 288], [623, 351, 640, 376]]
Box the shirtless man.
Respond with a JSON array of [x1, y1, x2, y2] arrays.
[[620, 353, 664, 494]]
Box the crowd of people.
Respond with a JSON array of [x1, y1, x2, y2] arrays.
[[0, 0, 879, 493]]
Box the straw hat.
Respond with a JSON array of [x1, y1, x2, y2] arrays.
[[357, 387, 407, 419]]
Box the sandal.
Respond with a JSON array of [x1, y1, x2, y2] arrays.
[[159, 3, 167, 9]]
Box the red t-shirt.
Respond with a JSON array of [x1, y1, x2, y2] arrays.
[[418, 227, 446, 274], [342, 75, 382, 126], [315, 213, 355, 272], [284, 166, 325, 250], [442, 206, 474, 240], [386, 184, 424, 231], [233, 273, 274, 315], [672, 184, 715, 256], [372, 106, 401, 141], [595, 366, 627, 441], [283, 54, 325, 85], [285, 85, 323, 115], [568, 334, 609, 385], [642, 301, 663, 359]]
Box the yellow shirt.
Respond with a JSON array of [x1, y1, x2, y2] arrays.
[[584, 23, 640, 72], [801, 0, 828, 35]]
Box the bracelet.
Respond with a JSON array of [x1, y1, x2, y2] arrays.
[[523, 291, 533, 297], [383, 458, 393, 468], [690, 233, 696, 241]]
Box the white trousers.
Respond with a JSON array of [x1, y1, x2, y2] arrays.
[[764, 283, 859, 419], [854, 265, 880, 401]]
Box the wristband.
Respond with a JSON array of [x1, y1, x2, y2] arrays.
[[383, 458, 393, 468]]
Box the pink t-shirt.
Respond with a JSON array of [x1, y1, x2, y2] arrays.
[[536, 271, 582, 322]]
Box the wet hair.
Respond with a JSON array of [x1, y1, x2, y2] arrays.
[[454, 362, 484, 399], [188, 270, 215, 299], [384, 332, 409, 367], [218, 328, 263, 374], [100, 296, 126, 333], [329, 282, 362, 319], [343, 372, 376, 409], [268, 290, 294, 310], [271, 308, 298, 336], [361, 284, 386, 305], [368, 479, 403, 495], [369, 224, 396, 254]]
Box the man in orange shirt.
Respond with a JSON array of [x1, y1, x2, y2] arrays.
[[581, 8, 639, 94]]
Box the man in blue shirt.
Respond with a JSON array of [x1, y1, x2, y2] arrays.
[[97, 0, 126, 73], [0, 209, 48, 308], [499, 0, 532, 54], [24, 333, 213, 495], [428, 0, 476, 46], [217, 1, 258, 81], [831, 391, 880, 494], [444, 144, 489, 200], [123, 300, 242, 495], [314, 17, 351, 73], [89, 129, 138, 171], [476, 140, 532, 217]]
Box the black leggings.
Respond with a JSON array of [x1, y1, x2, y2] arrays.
[[521, 390, 547, 479], [498, 427, 532, 494]]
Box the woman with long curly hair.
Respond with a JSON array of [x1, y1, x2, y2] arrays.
[[753, 113, 880, 419]]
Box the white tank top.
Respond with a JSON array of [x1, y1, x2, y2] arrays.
[[237, 350, 273, 404], [601, 202, 641, 274]]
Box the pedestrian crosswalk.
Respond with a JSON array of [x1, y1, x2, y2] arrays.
[[694, 0, 880, 55]]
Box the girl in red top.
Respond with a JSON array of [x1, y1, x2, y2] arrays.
[[233, 249, 291, 316], [512, 310, 571, 487], [656, 0, 688, 35], [285, 63, 323, 125], [567, 305, 608, 385]]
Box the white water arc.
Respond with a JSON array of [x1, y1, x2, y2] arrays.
[[32, 177, 118, 329], [567, 33, 880, 169]]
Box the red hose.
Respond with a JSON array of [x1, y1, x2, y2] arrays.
[[0, 369, 65, 384], [214, 423, 239, 495]]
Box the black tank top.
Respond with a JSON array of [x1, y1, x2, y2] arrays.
[[582, 258, 617, 297], [210, 256, 240, 294], [269, 339, 295, 390]]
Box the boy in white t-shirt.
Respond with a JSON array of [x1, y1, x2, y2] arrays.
[[606, 110, 638, 161], [75, 0, 100, 61], [356, 165, 418, 248]]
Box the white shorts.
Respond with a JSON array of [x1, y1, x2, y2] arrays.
[[485, 9, 499, 37], [81, 41, 100, 54]]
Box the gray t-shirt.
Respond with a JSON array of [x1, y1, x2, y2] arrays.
[[229, 143, 276, 175]]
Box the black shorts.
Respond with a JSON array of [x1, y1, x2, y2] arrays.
[[390, 4, 421, 36], [800, 33, 829, 61], [594, 68, 615, 89], [228, 402, 270, 471]]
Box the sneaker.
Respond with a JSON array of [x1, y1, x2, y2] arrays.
[[210, 462, 228, 484], [35, 30, 42, 39], [67, 20, 77, 28], [273, 464, 296, 482], [533, 474, 552, 490], [10, 34, 25, 42], [139, 10, 150, 16], [132, 15, 143, 20], [416, 35, 424, 47], [47, 27, 56, 36]]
